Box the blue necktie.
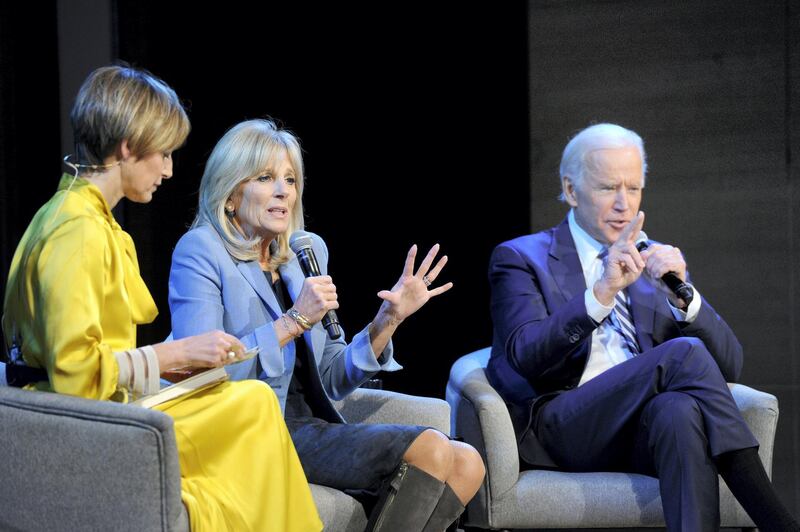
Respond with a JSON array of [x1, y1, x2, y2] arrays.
[[609, 291, 641, 356], [597, 248, 641, 356]]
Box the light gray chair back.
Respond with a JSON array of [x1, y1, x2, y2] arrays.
[[0, 385, 188, 531]]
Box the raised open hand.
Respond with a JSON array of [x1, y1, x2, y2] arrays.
[[376, 243, 453, 323]]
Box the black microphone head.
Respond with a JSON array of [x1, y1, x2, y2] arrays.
[[289, 231, 314, 254], [635, 230, 649, 251]]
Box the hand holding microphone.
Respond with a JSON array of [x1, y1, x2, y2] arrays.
[[289, 231, 342, 339], [636, 233, 694, 308], [596, 213, 694, 309]]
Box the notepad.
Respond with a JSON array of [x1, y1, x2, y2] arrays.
[[132, 346, 259, 409]]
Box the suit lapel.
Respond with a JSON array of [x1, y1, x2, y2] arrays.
[[278, 251, 342, 421], [236, 261, 282, 320], [280, 256, 304, 306], [548, 219, 587, 304]]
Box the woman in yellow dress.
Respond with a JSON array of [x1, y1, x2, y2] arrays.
[[2, 65, 322, 532]]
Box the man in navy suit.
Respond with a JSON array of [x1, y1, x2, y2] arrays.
[[487, 123, 798, 531]]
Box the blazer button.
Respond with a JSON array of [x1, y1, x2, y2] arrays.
[[569, 333, 580, 343]]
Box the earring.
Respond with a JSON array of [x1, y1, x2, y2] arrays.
[[225, 206, 235, 218]]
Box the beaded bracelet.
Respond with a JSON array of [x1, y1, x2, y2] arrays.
[[279, 314, 303, 337]]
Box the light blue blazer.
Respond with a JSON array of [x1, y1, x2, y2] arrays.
[[168, 225, 401, 417]]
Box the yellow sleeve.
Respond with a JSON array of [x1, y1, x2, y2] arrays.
[[31, 216, 122, 400]]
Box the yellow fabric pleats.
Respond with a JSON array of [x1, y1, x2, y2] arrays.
[[157, 380, 322, 532]]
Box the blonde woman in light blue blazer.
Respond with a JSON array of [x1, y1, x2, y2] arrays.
[[169, 119, 485, 531]]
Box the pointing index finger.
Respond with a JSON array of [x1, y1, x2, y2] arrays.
[[619, 211, 645, 243]]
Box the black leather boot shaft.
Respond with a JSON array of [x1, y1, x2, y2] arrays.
[[421, 482, 465, 532], [366, 462, 445, 532]]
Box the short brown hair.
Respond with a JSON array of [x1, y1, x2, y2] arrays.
[[70, 65, 190, 165]]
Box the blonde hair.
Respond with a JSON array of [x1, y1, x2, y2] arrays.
[[193, 119, 305, 267], [70, 65, 190, 165]]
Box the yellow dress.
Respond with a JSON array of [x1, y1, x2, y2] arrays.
[[3, 175, 322, 532]]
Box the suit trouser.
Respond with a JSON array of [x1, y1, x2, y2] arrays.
[[534, 337, 759, 531]]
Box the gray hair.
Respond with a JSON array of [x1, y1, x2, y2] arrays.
[[559, 123, 647, 201], [192, 119, 305, 267]]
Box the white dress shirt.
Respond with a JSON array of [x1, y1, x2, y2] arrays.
[[567, 210, 702, 385]]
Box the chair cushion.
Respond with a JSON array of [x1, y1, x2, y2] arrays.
[[489, 469, 753, 529], [310, 483, 368, 532]]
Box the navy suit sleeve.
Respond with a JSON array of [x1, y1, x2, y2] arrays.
[[675, 294, 743, 382], [489, 243, 596, 381]]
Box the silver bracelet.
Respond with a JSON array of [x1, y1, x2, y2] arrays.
[[286, 308, 312, 331]]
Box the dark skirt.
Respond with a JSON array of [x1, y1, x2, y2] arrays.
[[286, 416, 427, 492]]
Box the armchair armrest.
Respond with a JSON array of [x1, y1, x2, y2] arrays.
[[728, 383, 779, 475], [0, 386, 187, 531], [447, 349, 520, 503], [334, 388, 450, 436]]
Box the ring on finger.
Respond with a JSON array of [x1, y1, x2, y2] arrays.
[[423, 275, 432, 287]]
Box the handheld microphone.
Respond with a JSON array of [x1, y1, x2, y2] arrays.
[[635, 231, 694, 304], [289, 231, 342, 339]]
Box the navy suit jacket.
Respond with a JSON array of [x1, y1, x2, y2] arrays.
[[486, 218, 743, 466]]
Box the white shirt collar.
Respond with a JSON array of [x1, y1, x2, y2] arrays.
[[567, 209, 606, 276]]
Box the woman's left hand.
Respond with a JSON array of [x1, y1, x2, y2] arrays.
[[377, 243, 453, 323]]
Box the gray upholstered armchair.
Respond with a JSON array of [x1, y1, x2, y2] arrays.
[[446, 347, 779, 530], [0, 384, 450, 532]]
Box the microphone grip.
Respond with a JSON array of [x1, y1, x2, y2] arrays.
[[661, 273, 693, 302], [322, 310, 342, 339], [635, 240, 693, 302], [302, 252, 322, 277], [296, 249, 342, 339]]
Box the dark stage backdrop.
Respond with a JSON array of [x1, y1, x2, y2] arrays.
[[0, 2, 62, 294], [528, 0, 800, 517], [114, 2, 530, 398], [0, 2, 529, 399]]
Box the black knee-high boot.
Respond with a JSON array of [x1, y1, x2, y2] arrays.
[[366, 462, 445, 532], [421, 483, 465, 532]]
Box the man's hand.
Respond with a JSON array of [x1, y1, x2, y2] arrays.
[[640, 243, 689, 308], [593, 211, 645, 306]]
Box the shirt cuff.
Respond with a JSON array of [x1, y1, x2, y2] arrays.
[[669, 284, 702, 323], [585, 287, 614, 323]]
